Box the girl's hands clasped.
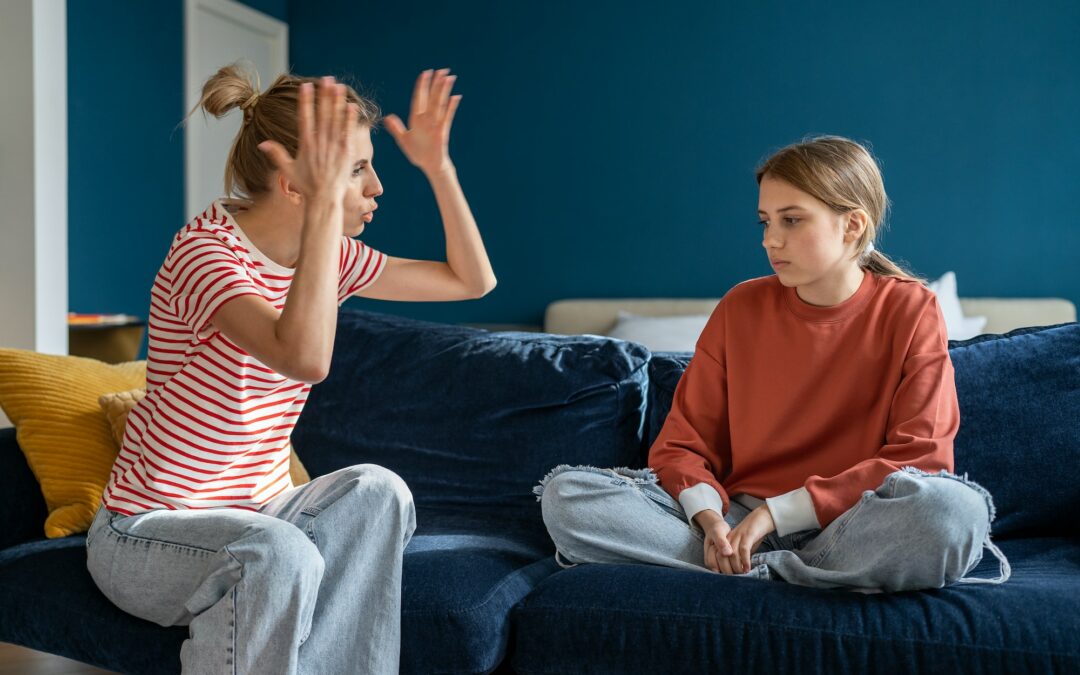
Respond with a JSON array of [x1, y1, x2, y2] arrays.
[[258, 76, 359, 202], [696, 505, 776, 574], [384, 69, 461, 176]]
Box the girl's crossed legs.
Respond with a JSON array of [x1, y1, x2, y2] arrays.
[[536, 465, 1009, 593]]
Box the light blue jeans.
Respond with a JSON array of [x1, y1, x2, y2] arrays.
[[536, 465, 1010, 593], [86, 464, 416, 674]]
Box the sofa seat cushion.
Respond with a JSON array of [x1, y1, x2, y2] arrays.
[[403, 506, 559, 674], [0, 507, 559, 675], [0, 536, 186, 675], [511, 537, 1080, 674]]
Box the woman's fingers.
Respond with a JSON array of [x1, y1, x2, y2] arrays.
[[297, 82, 315, 156], [344, 102, 359, 157], [257, 140, 294, 177], [316, 76, 335, 158], [445, 94, 462, 131], [434, 73, 456, 120], [331, 83, 348, 157], [410, 69, 433, 122], [383, 113, 407, 144]]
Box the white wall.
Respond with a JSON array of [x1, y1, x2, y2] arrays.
[[0, 0, 67, 428]]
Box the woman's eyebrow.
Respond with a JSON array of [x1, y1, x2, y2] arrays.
[[757, 205, 805, 214]]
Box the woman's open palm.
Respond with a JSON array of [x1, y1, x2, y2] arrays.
[[384, 69, 461, 175]]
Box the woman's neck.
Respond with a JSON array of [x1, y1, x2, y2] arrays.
[[231, 197, 303, 269]]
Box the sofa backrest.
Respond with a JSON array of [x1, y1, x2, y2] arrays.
[[644, 322, 1080, 539], [292, 309, 651, 519]]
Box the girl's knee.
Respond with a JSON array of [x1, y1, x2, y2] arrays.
[[538, 469, 611, 542], [888, 471, 992, 572]]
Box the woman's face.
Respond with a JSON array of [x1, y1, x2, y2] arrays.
[[341, 126, 383, 238], [757, 173, 859, 288]]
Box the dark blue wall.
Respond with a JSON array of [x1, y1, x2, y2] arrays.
[[69, 1, 1080, 347], [67, 1, 184, 328], [290, 0, 1080, 325], [67, 0, 284, 360]]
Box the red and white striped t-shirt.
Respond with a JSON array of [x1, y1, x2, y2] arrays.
[[102, 199, 387, 516]]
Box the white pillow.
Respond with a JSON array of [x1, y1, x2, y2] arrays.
[[606, 311, 710, 352], [928, 271, 988, 341]]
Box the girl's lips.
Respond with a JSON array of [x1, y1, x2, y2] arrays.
[[771, 261, 789, 268]]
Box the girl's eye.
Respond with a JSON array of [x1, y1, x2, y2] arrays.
[[352, 167, 364, 177], [759, 217, 800, 228]]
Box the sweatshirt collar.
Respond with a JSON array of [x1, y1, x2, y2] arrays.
[[782, 268, 878, 323]]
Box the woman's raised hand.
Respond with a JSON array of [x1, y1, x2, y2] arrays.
[[384, 69, 461, 176], [258, 76, 359, 202]]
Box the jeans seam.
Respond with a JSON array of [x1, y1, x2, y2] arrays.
[[104, 523, 217, 556], [223, 545, 242, 675]]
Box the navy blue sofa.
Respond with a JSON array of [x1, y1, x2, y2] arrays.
[[1, 308, 1077, 674]]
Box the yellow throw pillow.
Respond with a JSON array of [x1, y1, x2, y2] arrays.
[[0, 348, 146, 538], [97, 388, 312, 488]]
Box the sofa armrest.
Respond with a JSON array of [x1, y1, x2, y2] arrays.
[[0, 426, 49, 548]]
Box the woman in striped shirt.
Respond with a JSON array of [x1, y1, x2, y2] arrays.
[[86, 65, 494, 674]]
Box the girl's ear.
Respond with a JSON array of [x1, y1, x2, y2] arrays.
[[843, 209, 869, 243]]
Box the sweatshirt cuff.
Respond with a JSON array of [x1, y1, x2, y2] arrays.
[[677, 483, 727, 526], [765, 487, 822, 537]]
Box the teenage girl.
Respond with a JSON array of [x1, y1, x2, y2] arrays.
[[537, 136, 1010, 593], [85, 65, 494, 673]]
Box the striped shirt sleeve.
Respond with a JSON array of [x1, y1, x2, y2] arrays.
[[338, 236, 388, 303], [166, 233, 264, 342]]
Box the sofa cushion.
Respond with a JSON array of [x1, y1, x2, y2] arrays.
[[292, 309, 651, 518], [511, 537, 1080, 674], [644, 322, 1080, 539], [401, 506, 558, 674], [0, 350, 146, 538], [0, 508, 559, 675]]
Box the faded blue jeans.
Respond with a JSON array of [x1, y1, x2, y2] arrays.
[[536, 465, 1010, 593], [86, 464, 416, 674]]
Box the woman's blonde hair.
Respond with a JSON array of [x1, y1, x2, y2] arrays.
[[187, 62, 381, 199], [755, 135, 926, 284]]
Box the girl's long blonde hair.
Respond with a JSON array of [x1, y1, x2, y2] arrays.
[[187, 62, 381, 199], [755, 135, 926, 284]]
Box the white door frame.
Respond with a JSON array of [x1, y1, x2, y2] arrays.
[[184, 0, 287, 220]]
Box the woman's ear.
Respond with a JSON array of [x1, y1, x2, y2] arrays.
[[276, 172, 305, 206]]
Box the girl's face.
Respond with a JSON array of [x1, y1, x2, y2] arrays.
[[342, 126, 383, 238], [757, 173, 861, 289]]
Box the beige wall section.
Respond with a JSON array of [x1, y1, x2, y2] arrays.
[[0, 0, 68, 429]]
